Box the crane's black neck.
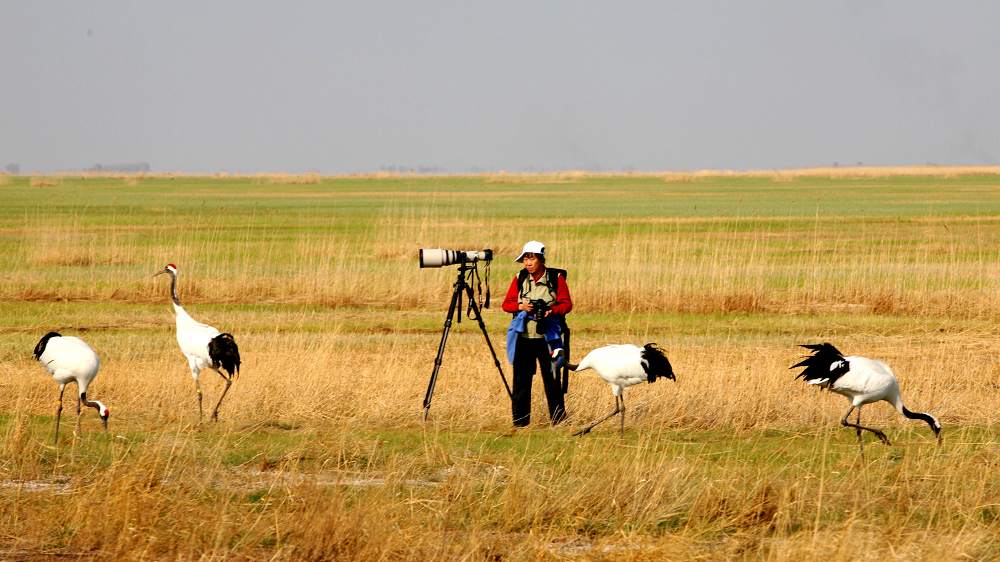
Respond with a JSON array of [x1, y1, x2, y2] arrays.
[[902, 406, 941, 436], [80, 392, 108, 428], [80, 392, 99, 410], [168, 271, 181, 306]]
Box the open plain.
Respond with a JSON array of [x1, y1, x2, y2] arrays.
[[1, 169, 1000, 560]]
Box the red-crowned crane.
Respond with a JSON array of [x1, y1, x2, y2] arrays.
[[791, 343, 941, 452], [33, 332, 109, 443], [568, 343, 675, 436], [155, 264, 241, 421]]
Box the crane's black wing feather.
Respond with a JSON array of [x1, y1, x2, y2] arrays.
[[641, 343, 675, 383], [790, 342, 849, 386], [209, 333, 241, 379]]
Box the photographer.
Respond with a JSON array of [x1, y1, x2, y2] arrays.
[[502, 241, 573, 427]]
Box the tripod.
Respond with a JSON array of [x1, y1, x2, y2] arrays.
[[422, 262, 512, 420]]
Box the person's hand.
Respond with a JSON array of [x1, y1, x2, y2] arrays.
[[519, 301, 534, 312], [543, 309, 553, 317]]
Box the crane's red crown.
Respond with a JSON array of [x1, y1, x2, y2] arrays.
[[166, 263, 177, 271]]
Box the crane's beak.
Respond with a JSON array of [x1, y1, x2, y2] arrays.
[[102, 416, 109, 431], [153, 269, 167, 278]]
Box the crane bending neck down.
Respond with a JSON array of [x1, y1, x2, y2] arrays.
[[34, 332, 110, 442], [79, 392, 110, 430]]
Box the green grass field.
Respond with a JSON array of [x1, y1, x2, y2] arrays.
[[1, 170, 999, 560]]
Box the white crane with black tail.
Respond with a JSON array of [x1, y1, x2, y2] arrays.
[[568, 343, 675, 437], [791, 343, 941, 452], [33, 332, 109, 443], [155, 264, 241, 421]]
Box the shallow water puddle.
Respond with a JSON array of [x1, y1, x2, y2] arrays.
[[0, 478, 72, 494]]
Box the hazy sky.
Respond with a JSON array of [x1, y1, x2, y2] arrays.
[[2, 2, 998, 173]]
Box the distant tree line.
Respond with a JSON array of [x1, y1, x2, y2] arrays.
[[89, 162, 151, 173], [379, 164, 444, 174]]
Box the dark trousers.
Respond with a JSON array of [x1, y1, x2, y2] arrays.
[[512, 337, 566, 427]]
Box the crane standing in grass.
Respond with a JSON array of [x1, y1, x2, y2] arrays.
[[34, 332, 109, 443], [791, 343, 941, 452], [155, 264, 241, 421], [568, 343, 675, 437]]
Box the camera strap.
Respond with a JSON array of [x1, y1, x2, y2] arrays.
[[482, 258, 491, 309], [465, 260, 491, 319]]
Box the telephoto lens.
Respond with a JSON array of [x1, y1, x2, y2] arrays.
[[419, 248, 492, 268], [419, 249, 457, 268]]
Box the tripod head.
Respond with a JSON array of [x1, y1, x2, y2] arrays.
[[421, 248, 493, 314]]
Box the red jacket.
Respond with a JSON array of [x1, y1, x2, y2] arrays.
[[501, 268, 573, 316]]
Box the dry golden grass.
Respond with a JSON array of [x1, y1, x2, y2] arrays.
[[1, 295, 995, 560], [28, 176, 60, 187], [1, 325, 997, 561], [6, 211, 1000, 320], [661, 165, 1000, 182], [1, 172, 999, 559], [257, 173, 323, 184]]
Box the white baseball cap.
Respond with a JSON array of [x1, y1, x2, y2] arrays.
[[515, 240, 545, 262]]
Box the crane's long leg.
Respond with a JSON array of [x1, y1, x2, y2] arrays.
[[854, 406, 865, 460], [573, 396, 622, 437], [53, 385, 65, 445], [210, 370, 233, 422], [75, 394, 82, 438], [620, 395, 626, 437], [194, 376, 204, 421], [840, 405, 890, 447], [855, 407, 863, 455]]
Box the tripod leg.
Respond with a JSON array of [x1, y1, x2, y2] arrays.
[[422, 275, 463, 420], [465, 283, 513, 400]]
